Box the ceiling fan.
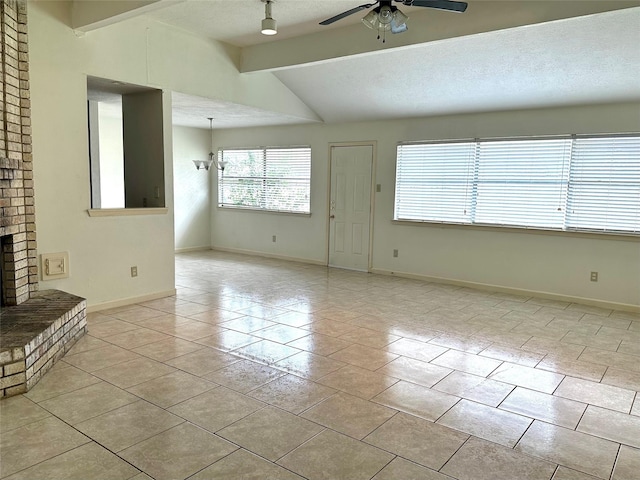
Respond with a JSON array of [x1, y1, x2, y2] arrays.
[[319, 0, 468, 42]]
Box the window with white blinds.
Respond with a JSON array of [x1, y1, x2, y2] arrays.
[[395, 142, 475, 223], [566, 137, 640, 233], [475, 139, 571, 228], [218, 146, 311, 214], [394, 135, 640, 235]]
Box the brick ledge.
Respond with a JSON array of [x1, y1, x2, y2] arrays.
[[0, 290, 87, 398]]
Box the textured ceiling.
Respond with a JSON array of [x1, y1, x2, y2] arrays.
[[138, 1, 640, 129], [171, 92, 320, 129], [146, 0, 437, 47], [273, 9, 640, 123]]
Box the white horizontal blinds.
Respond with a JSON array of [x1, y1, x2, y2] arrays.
[[566, 136, 640, 233], [218, 148, 265, 209], [394, 135, 639, 234], [264, 147, 311, 213], [218, 147, 311, 213], [474, 139, 571, 228], [395, 142, 475, 222]]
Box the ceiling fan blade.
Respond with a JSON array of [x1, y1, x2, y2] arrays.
[[406, 0, 468, 13], [319, 3, 377, 25]]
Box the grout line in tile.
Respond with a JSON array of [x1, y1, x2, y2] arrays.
[[437, 431, 474, 475], [367, 454, 397, 479], [608, 443, 623, 480]]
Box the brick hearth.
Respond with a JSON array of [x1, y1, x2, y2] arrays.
[[0, 290, 86, 397]]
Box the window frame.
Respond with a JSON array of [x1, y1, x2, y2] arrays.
[[217, 145, 312, 215], [394, 133, 640, 237]]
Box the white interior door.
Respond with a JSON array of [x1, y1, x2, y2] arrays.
[[328, 145, 373, 271]]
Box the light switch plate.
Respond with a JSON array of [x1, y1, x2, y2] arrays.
[[41, 252, 70, 280]]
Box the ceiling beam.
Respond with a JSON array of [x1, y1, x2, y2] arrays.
[[71, 0, 185, 32], [241, 1, 640, 73]]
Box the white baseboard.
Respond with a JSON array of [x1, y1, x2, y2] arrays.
[[370, 268, 640, 313], [210, 246, 325, 266], [174, 246, 212, 253], [87, 289, 177, 313]]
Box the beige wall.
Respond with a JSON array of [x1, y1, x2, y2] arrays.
[[28, 3, 175, 307], [28, 0, 319, 307], [173, 126, 211, 251], [211, 103, 640, 308], [27, 1, 640, 309]]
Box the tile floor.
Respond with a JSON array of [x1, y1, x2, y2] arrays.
[[1, 250, 639, 480]]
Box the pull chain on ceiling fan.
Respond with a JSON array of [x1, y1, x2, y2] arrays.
[[319, 0, 468, 42]]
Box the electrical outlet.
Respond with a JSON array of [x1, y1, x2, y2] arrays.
[[131, 266, 138, 277], [272, 235, 277, 243], [393, 249, 398, 258], [376, 184, 381, 192], [590, 271, 598, 282]]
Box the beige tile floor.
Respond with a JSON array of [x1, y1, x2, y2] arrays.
[[1, 250, 639, 480]]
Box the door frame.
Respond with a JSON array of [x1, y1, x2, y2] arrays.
[[326, 141, 377, 271]]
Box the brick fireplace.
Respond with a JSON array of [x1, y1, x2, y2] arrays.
[[0, 0, 86, 398], [0, 0, 36, 307]]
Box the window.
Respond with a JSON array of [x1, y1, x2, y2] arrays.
[[218, 146, 311, 214], [474, 139, 571, 229], [394, 135, 640, 235], [394, 142, 475, 223], [567, 137, 640, 232]]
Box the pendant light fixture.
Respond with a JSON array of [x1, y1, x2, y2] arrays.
[[261, 0, 277, 35], [193, 117, 227, 171]]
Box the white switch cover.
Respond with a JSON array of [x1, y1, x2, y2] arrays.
[[41, 252, 70, 280]]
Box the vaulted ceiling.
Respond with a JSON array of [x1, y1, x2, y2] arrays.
[[71, 0, 640, 129]]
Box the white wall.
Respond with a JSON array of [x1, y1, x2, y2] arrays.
[[173, 126, 211, 251], [211, 124, 329, 263], [27, 1, 640, 309], [97, 104, 124, 208], [29, 3, 176, 307], [211, 103, 640, 308], [27, 0, 330, 309], [28, 0, 318, 307]]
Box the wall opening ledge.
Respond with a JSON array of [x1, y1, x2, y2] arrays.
[[87, 208, 169, 217]]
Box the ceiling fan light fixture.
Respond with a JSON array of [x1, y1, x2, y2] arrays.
[[362, 10, 391, 32], [261, 0, 277, 35], [321, 0, 467, 40], [391, 20, 408, 34], [378, 5, 393, 25], [362, 5, 408, 37], [361, 10, 378, 30], [391, 9, 408, 33]]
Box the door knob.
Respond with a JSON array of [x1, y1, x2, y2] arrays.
[[330, 215, 335, 219]]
